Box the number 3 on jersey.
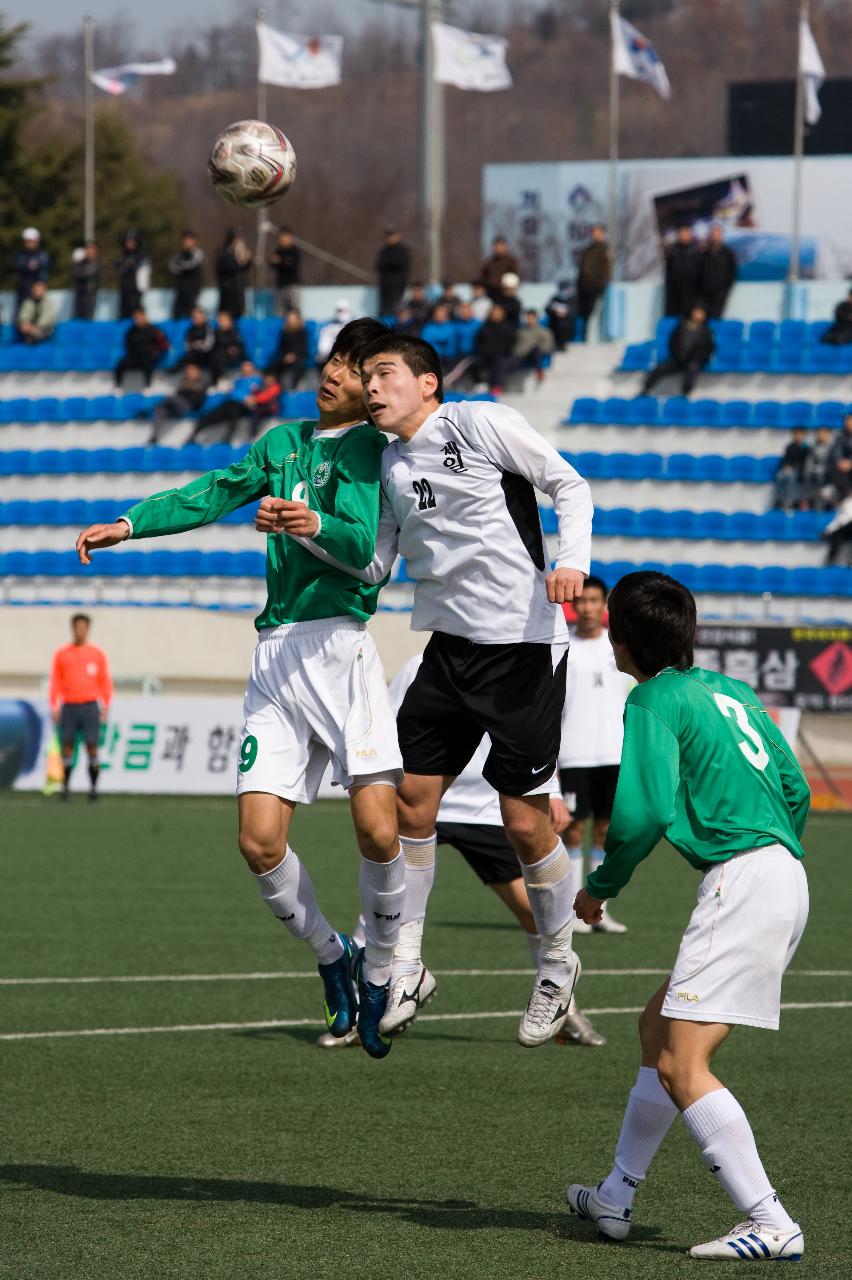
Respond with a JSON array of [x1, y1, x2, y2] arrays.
[[713, 693, 769, 771], [413, 478, 436, 511]]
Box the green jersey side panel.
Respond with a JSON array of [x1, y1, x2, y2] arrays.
[[120, 420, 388, 629], [587, 666, 810, 901]]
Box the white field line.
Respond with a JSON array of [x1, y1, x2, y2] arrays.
[[0, 1001, 850, 1044], [0, 967, 847, 987]]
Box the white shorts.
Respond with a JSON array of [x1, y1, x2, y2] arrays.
[[662, 843, 809, 1031], [236, 616, 403, 804]]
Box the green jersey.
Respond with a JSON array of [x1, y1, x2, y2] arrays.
[[120, 420, 387, 630], [587, 666, 810, 901]]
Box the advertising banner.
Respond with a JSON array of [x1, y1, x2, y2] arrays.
[[695, 624, 852, 712]]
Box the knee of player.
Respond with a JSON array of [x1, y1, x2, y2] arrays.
[[353, 814, 398, 860], [237, 828, 282, 873], [655, 1048, 681, 1098], [502, 808, 541, 850]]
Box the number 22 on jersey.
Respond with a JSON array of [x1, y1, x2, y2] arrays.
[[412, 478, 437, 511], [713, 693, 769, 771]]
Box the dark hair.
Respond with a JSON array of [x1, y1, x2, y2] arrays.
[[329, 317, 390, 367], [582, 574, 608, 598], [360, 333, 444, 403], [71, 612, 91, 625], [182, 229, 197, 238], [606, 571, 696, 676]]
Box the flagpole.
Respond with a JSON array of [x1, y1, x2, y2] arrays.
[[608, 0, 620, 282], [789, 0, 807, 283], [256, 8, 269, 303], [83, 15, 95, 244], [422, 0, 445, 285]]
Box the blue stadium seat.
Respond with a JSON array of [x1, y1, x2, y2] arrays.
[[699, 511, 729, 541], [814, 400, 847, 429], [782, 400, 814, 428], [620, 343, 653, 371], [655, 317, 678, 344], [807, 345, 844, 374], [779, 319, 807, 347], [699, 454, 731, 482], [665, 453, 699, 481], [568, 397, 600, 425], [757, 567, 791, 595], [539, 507, 557, 535], [661, 396, 692, 426], [757, 455, 779, 482], [596, 508, 637, 536], [772, 348, 804, 374], [574, 451, 605, 479], [635, 508, 672, 538], [726, 455, 759, 483], [728, 565, 762, 594], [636, 452, 664, 479], [712, 318, 745, 343], [282, 390, 318, 418], [807, 321, 831, 345], [690, 399, 722, 427], [600, 397, 632, 425], [721, 400, 752, 427], [628, 396, 660, 426], [748, 320, 776, 347], [753, 401, 784, 428]]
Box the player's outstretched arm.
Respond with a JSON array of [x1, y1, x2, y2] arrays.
[[264, 492, 401, 587], [76, 521, 130, 565]]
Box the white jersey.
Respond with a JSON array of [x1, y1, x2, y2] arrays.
[[374, 401, 592, 644], [389, 655, 559, 825], [558, 631, 634, 769]]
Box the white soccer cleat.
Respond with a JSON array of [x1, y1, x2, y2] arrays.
[[573, 916, 593, 935], [378, 965, 437, 1036], [688, 1221, 804, 1261], [517, 955, 581, 1047], [566, 1182, 632, 1241], [593, 905, 628, 934], [316, 1027, 361, 1049], [556, 1005, 607, 1047]]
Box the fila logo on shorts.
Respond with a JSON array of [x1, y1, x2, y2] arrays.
[[442, 442, 467, 473], [675, 991, 700, 1002]]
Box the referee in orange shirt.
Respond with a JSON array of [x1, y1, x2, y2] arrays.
[[49, 613, 113, 801]]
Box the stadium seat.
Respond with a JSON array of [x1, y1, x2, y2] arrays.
[[600, 397, 632, 425], [782, 401, 814, 428], [753, 401, 785, 428], [666, 453, 700, 481], [690, 399, 722, 427], [567, 397, 599, 425], [726, 455, 759, 483], [721, 400, 752, 427], [628, 396, 660, 426], [814, 400, 847, 429], [661, 397, 692, 426]]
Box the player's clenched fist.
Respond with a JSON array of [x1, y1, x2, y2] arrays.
[[255, 497, 319, 538], [76, 521, 130, 565], [546, 567, 586, 604], [574, 888, 604, 926]]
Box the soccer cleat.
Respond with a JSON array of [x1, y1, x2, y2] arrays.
[[316, 933, 359, 1039], [353, 950, 393, 1059], [555, 1005, 606, 1047], [316, 1027, 361, 1049], [378, 966, 437, 1036], [517, 954, 581, 1047], [593, 905, 628, 934], [573, 916, 593, 935], [566, 1182, 632, 1241], [688, 1221, 804, 1261]]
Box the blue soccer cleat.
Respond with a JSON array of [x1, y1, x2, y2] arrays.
[[317, 933, 359, 1039], [353, 949, 393, 1059]]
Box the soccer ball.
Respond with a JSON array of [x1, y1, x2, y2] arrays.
[[208, 120, 297, 209]]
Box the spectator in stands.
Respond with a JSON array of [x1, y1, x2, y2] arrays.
[[375, 226, 412, 317], [14, 228, 50, 315], [405, 282, 432, 331], [176, 306, 215, 372], [494, 272, 522, 328], [269, 227, 301, 314], [803, 426, 836, 510], [641, 305, 715, 397], [819, 289, 852, 346], [664, 225, 701, 317], [114, 308, 168, 388], [420, 303, 458, 372], [16, 281, 57, 344], [454, 300, 480, 353], [116, 230, 150, 320], [216, 229, 252, 320], [771, 427, 810, 511], [72, 242, 100, 320], [480, 236, 520, 300], [823, 496, 852, 565], [699, 225, 737, 319], [147, 362, 208, 445], [168, 230, 205, 320], [470, 280, 493, 322], [435, 281, 462, 318], [830, 414, 852, 500], [470, 302, 517, 394], [266, 307, 308, 390], [576, 224, 611, 325], [209, 311, 246, 386], [545, 279, 576, 351], [189, 367, 281, 444], [316, 300, 353, 366], [513, 308, 556, 383]]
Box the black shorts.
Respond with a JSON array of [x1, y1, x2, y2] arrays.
[[397, 632, 568, 797], [436, 821, 521, 886], [59, 701, 101, 749], [559, 765, 620, 822]]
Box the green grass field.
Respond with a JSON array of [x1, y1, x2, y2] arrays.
[[1, 796, 850, 1278]]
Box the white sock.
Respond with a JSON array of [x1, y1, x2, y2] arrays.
[[521, 840, 575, 983], [588, 845, 605, 873], [567, 848, 585, 903], [353, 912, 367, 950], [682, 1088, 796, 1230], [359, 852, 406, 987], [254, 848, 342, 965], [525, 931, 541, 966], [391, 833, 437, 979], [598, 1067, 679, 1210]]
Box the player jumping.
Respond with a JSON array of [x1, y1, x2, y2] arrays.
[[567, 571, 809, 1261], [265, 333, 594, 1048], [74, 319, 405, 1059]]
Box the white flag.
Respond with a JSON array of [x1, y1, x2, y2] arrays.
[[611, 13, 670, 100], [90, 59, 176, 96], [799, 18, 825, 126], [257, 22, 343, 89], [432, 22, 512, 92]]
